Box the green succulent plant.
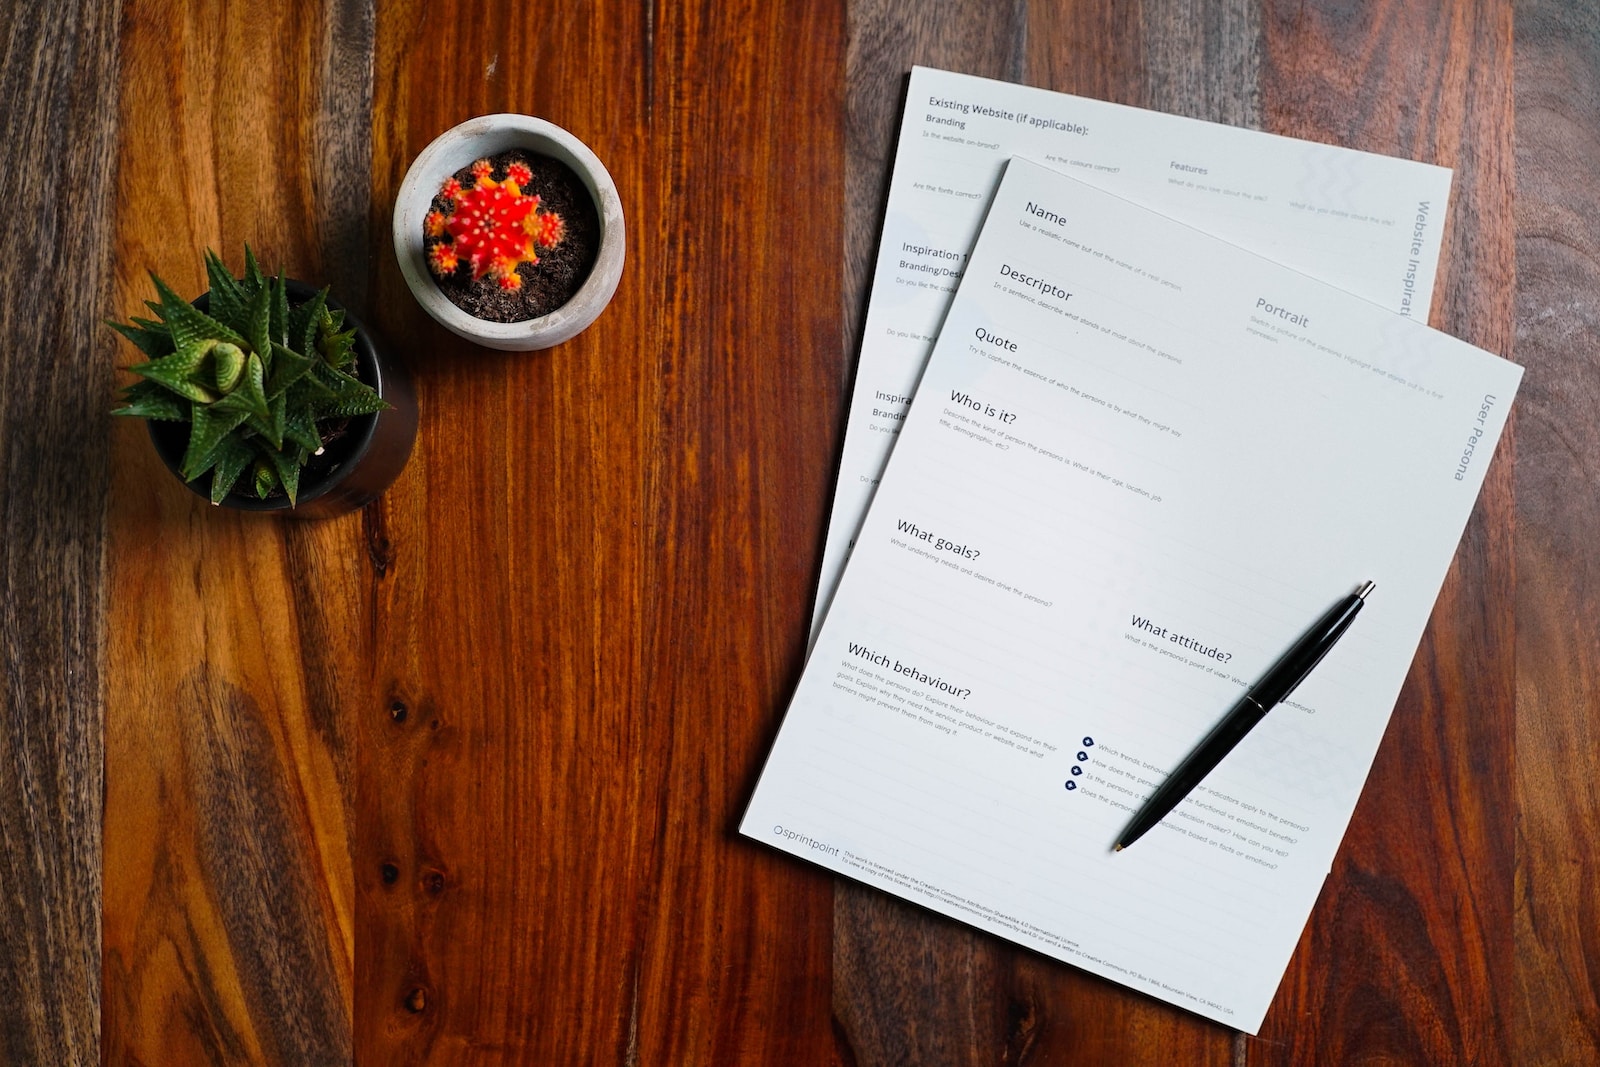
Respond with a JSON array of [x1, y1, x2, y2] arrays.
[[112, 248, 388, 505]]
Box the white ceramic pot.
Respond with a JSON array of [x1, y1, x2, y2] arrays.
[[393, 115, 625, 351]]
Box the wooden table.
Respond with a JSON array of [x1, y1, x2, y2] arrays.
[[3, 0, 1596, 1063]]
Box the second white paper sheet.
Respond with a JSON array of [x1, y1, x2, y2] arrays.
[[745, 159, 1520, 1031]]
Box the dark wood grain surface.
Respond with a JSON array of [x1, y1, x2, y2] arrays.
[[0, 2, 120, 1064], [2, 0, 1597, 1064], [1513, 4, 1600, 1065], [354, 1, 841, 1062]]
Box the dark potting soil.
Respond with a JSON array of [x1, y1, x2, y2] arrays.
[[296, 416, 358, 484], [425, 149, 601, 323], [149, 405, 362, 504]]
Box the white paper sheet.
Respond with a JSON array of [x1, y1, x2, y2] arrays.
[[746, 159, 1519, 1032], [816, 66, 1454, 631]]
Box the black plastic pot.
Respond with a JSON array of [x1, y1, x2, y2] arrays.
[[147, 280, 418, 519]]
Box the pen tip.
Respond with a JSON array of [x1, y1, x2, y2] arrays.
[[1356, 579, 1375, 599], [1112, 843, 1124, 852]]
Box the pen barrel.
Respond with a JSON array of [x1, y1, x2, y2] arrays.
[[1155, 697, 1269, 802], [1252, 592, 1366, 706], [1118, 696, 1268, 845]]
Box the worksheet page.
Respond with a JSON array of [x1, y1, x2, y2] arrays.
[[816, 66, 1454, 631], [746, 160, 1519, 1031]]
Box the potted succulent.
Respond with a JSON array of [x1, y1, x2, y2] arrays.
[[393, 114, 626, 351], [111, 248, 418, 517]]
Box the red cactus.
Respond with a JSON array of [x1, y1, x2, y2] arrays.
[[426, 157, 565, 291]]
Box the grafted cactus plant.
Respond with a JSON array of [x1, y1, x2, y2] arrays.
[[425, 157, 566, 290], [112, 248, 387, 505]]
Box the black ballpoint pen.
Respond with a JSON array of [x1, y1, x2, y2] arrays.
[[1113, 581, 1375, 852]]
